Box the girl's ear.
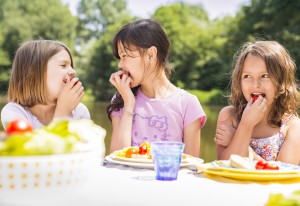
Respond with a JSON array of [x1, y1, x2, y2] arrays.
[[148, 46, 157, 59]]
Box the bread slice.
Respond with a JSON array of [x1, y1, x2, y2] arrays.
[[229, 154, 254, 170]]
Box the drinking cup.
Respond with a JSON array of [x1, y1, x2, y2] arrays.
[[151, 142, 185, 181]]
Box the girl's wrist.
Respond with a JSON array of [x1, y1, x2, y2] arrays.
[[123, 107, 134, 116]]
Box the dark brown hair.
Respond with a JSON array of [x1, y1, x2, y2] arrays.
[[107, 19, 172, 120], [8, 40, 73, 107], [230, 40, 300, 127]]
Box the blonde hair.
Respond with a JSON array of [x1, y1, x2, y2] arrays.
[[8, 40, 73, 107], [230, 40, 300, 127]]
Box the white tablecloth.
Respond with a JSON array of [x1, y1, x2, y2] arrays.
[[2, 161, 300, 206]]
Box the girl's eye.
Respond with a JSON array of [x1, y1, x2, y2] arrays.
[[262, 74, 269, 78], [242, 74, 251, 79]]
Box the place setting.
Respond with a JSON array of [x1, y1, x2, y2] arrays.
[[196, 154, 300, 182], [104, 141, 204, 170]]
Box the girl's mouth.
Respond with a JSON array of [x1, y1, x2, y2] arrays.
[[251, 93, 266, 103], [120, 72, 131, 79]]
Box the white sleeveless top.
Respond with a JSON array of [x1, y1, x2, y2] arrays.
[[1, 102, 90, 129]]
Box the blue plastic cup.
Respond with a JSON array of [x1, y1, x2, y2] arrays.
[[151, 142, 185, 181]]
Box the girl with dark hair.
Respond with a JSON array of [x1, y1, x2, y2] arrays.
[[107, 19, 206, 157]]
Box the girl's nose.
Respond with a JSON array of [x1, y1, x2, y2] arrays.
[[67, 67, 76, 79], [253, 78, 261, 88], [118, 60, 123, 68]]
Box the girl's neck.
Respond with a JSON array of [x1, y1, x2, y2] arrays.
[[140, 72, 174, 99], [29, 104, 56, 125]]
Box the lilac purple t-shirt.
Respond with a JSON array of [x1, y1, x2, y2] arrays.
[[111, 88, 206, 146]]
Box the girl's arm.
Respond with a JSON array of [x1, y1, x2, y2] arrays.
[[276, 118, 300, 165], [109, 71, 135, 153], [110, 107, 134, 153], [216, 105, 260, 160], [183, 119, 201, 157]]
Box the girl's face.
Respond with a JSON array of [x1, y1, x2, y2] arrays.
[[241, 54, 276, 106], [117, 42, 149, 87], [46, 50, 75, 102]]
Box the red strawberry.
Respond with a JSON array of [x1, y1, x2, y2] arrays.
[[252, 95, 259, 103], [251, 93, 265, 103]]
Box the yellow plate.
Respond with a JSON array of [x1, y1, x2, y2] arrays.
[[199, 161, 300, 175], [200, 169, 300, 181], [198, 161, 300, 181]]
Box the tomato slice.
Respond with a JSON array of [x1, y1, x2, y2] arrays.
[[125, 147, 139, 158], [255, 160, 267, 170], [6, 119, 33, 134], [139, 142, 150, 155], [255, 160, 280, 170], [265, 163, 279, 170]]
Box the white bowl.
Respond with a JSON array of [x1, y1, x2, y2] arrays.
[[0, 121, 106, 206], [0, 151, 104, 205]]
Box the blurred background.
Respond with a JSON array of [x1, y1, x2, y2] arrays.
[[0, 0, 299, 162]]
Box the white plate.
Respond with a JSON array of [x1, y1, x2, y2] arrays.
[[105, 155, 204, 169]]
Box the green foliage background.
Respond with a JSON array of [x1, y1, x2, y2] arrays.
[[0, 0, 299, 105]]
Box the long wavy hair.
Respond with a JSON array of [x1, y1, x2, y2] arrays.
[[229, 40, 300, 127], [106, 19, 173, 121]]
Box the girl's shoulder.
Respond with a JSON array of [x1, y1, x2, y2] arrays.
[[73, 103, 91, 119], [218, 106, 236, 117], [285, 115, 300, 129], [218, 106, 238, 125], [1, 102, 27, 113]]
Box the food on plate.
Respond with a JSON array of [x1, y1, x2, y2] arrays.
[[0, 119, 106, 156], [115, 141, 190, 160], [139, 141, 151, 155], [117, 142, 152, 159], [229, 154, 254, 170], [125, 147, 139, 158], [255, 160, 279, 170], [251, 93, 265, 103], [5, 119, 33, 134], [229, 154, 280, 170]]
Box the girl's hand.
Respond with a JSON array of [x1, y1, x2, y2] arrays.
[[241, 95, 267, 127], [55, 77, 84, 117], [109, 71, 135, 107], [215, 124, 236, 146]]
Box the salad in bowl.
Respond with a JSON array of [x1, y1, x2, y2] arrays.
[[0, 118, 106, 205]]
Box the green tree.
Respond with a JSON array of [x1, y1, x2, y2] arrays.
[[153, 3, 228, 90], [76, 0, 132, 100], [223, 0, 300, 80]]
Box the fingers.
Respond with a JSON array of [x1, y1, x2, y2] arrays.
[[214, 135, 224, 145], [109, 71, 132, 89]]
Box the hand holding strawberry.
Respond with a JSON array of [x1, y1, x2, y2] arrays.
[[55, 77, 84, 117]]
